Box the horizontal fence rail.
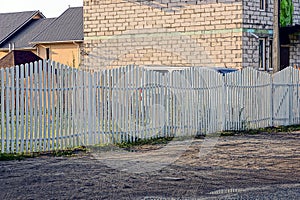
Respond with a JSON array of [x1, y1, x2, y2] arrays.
[[1, 60, 300, 153]]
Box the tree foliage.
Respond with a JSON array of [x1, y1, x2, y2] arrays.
[[280, 0, 294, 27]]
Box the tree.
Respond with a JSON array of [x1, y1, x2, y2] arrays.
[[273, 0, 280, 72], [273, 0, 294, 73], [280, 0, 294, 27]]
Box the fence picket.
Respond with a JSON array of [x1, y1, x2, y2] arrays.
[[10, 67, 15, 152], [15, 65, 20, 153], [5, 68, 10, 153], [37, 61, 43, 151], [71, 67, 75, 147], [43, 60, 47, 151], [0, 69, 4, 153], [20, 64, 25, 152], [46, 60, 51, 151], [29, 62, 34, 152], [24, 64, 29, 152]]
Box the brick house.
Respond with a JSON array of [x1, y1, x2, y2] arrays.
[[83, 0, 300, 71]]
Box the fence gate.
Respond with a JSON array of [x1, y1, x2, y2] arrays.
[[273, 67, 300, 126], [224, 68, 272, 130]]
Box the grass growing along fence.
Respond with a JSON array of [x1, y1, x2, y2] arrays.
[[0, 146, 87, 161], [2, 124, 299, 161]]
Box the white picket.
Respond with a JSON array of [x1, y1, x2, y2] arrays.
[[20, 64, 25, 152], [0, 69, 4, 153], [5, 68, 10, 153], [76, 69, 82, 146], [66, 66, 70, 145], [71, 67, 75, 147], [42, 60, 47, 151], [29, 62, 34, 152], [10, 67, 15, 152], [51, 61, 55, 150], [101, 70, 105, 143], [15, 65, 20, 153], [24, 63, 29, 152], [37, 61, 43, 151], [96, 71, 101, 144]]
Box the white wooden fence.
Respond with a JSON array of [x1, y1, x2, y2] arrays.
[[1, 60, 300, 153]]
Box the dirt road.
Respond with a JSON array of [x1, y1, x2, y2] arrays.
[[0, 132, 299, 199]]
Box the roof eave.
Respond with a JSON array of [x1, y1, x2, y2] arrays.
[[31, 40, 83, 44], [0, 47, 37, 51]]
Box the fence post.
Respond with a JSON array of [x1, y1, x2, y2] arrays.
[[289, 84, 293, 125], [221, 76, 227, 131], [10, 67, 15, 153], [287, 69, 293, 125], [270, 76, 274, 127], [15, 66, 20, 153], [88, 73, 93, 145], [0, 69, 4, 153], [5, 68, 10, 153]]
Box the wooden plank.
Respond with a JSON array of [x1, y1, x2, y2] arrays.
[[54, 62, 60, 150], [20, 64, 25, 152], [101, 70, 105, 144], [29, 62, 34, 152], [24, 63, 29, 152], [64, 66, 69, 147], [10, 66, 15, 153], [71, 67, 75, 147], [38, 60, 43, 151], [47, 60, 51, 151], [15, 65, 20, 153], [43, 60, 47, 151], [5, 68, 10, 153], [59, 64, 64, 148], [0, 69, 4, 153], [96, 71, 101, 144], [51, 61, 56, 150]]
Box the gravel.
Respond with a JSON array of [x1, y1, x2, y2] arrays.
[[0, 132, 299, 199]]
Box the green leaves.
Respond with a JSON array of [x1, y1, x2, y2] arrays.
[[280, 0, 294, 27]]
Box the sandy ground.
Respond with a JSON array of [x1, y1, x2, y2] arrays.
[[0, 132, 299, 199]]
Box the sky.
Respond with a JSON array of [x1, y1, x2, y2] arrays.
[[0, 0, 83, 18]]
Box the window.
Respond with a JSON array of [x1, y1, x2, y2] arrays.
[[46, 48, 50, 60], [260, 0, 266, 10], [268, 39, 273, 70], [259, 38, 266, 70]]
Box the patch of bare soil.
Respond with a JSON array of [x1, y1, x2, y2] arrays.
[[0, 132, 299, 199]]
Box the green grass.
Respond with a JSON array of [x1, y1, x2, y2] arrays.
[[116, 136, 174, 149], [220, 124, 300, 136], [0, 146, 87, 161], [0, 153, 35, 161]]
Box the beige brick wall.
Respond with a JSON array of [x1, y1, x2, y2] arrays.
[[83, 0, 243, 70]]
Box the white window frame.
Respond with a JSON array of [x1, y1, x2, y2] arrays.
[[268, 39, 273, 71], [260, 0, 266, 11], [259, 38, 266, 70]]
